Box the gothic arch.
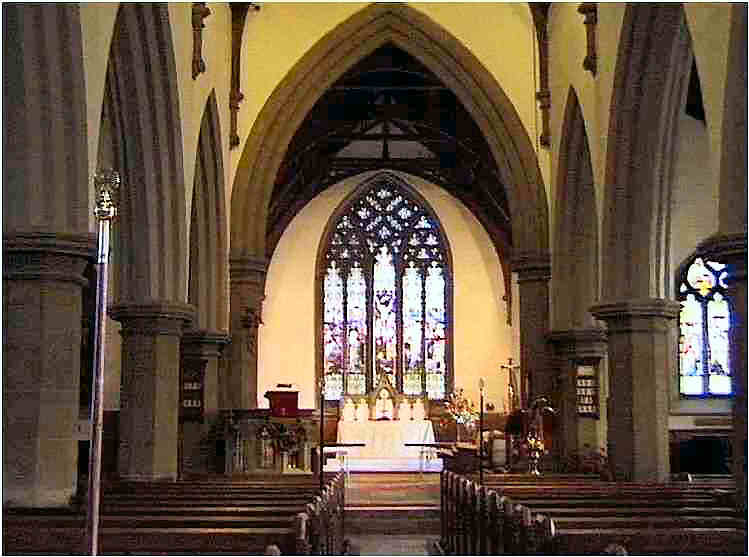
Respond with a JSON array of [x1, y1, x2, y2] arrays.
[[601, 4, 693, 301], [103, 4, 188, 303], [189, 91, 228, 332], [231, 3, 548, 263], [552, 87, 599, 330], [314, 171, 455, 400]]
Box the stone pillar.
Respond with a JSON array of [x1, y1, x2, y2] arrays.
[[590, 299, 679, 481], [697, 233, 747, 513], [180, 330, 230, 475], [512, 253, 552, 403], [228, 257, 268, 410], [110, 302, 194, 481], [3, 233, 95, 507], [548, 328, 607, 459]]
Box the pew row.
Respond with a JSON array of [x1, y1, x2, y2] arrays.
[[440, 471, 747, 555], [3, 472, 346, 555]]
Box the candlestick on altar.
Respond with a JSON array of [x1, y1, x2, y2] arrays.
[[318, 375, 325, 493], [85, 170, 120, 556]]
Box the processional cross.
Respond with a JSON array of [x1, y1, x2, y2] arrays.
[[500, 358, 522, 413]]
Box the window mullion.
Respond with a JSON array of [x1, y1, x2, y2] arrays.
[[701, 298, 710, 395], [420, 266, 427, 396], [366, 258, 374, 394], [396, 259, 404, 393], [342, 265, 349, 395]]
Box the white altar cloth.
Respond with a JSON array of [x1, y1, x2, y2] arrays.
[[337, 419, 436, 460]]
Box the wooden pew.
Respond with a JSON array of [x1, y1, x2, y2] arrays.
[[4, 472, 346, 555], [440, 470, 747, 555]]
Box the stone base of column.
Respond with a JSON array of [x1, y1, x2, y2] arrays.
[[548, 328, 607, 460], [110, 301, 194, 481], [3, 232, 95, 507], [180, 330, 230, 475], [591, 299, 679, 481]]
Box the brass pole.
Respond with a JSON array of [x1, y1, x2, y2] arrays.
[[85, 170, 120, 555]]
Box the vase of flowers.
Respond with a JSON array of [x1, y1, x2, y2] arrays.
[[445, 388, 479, 443]]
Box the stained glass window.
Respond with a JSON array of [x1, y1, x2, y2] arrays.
[[319, 173, 452, 400], [678, 257, 732, 397]]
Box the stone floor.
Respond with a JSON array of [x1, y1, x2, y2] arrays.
[[344, 473, 441, 555], [346, 534, 441, 556]]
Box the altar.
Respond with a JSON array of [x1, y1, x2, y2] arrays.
[[330, 376, 442, 472], [335, 419, 442, 472]]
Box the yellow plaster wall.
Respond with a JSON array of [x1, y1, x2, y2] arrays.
[[231, 3, 541, 192], [258, 171, 517, 411]]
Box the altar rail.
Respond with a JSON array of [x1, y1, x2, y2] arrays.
[[440, 471, 747, 555], [4, 472, 346, 555]]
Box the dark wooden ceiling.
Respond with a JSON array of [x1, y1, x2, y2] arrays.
[[266, 44, 512, 259]]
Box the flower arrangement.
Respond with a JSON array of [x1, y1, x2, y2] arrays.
[[444, 388, 479, 426]]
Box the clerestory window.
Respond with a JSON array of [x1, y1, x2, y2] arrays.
[[318, 173, 453, 401], [678, 256, 732, 397]]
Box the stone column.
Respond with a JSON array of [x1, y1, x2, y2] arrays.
[[511, 253, 552, 403], [180, 330, 230, 475], [228, 257, 268, 410], [590, 299, 679, 481], [548, 328, 607, 459], [3, 232, 95, 506], [697, 233, 747, 513], [110, 302, 194, 481]]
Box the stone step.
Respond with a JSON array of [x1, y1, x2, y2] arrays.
[[345, 506, 440, 535]]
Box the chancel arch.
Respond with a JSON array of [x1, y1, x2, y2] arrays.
[[232, 2, 550, 410]]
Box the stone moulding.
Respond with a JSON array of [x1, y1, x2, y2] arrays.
[[109, 301, 196, 335], [3, 231, 97, 285]]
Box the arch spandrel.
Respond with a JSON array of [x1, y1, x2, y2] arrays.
[[231, 3, 548, 263]]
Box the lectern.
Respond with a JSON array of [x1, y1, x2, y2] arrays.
[[265, 385, 299, 417]]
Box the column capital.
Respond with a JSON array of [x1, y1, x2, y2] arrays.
[[590, 298, 680, 333], [511, 251, 551, 282], [3, 231, 96, 286], [548, 327, 608, 359], [229, 255, 269, 278], [181, 328, 231, 358], [697, 232, 747, 279], [109, 300, 196, 336]]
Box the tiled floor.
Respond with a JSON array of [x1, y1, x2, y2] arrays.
[[346, 534, 440, 556]]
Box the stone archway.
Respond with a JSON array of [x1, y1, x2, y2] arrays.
[[231, 3, 547, 260], [101, 4, 194, 481], [549, 87, 606, 461], [229, 3, 550, 409], [592, 4, 693, 481]]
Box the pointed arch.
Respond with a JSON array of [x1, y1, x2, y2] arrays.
[[231, 3, 548, 263], [602, 4, 693, 300], [553, 87, 598, 329], [189, 91, 228, 332], [314, 171, 455, 401], [104, 4, 187, 302]]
